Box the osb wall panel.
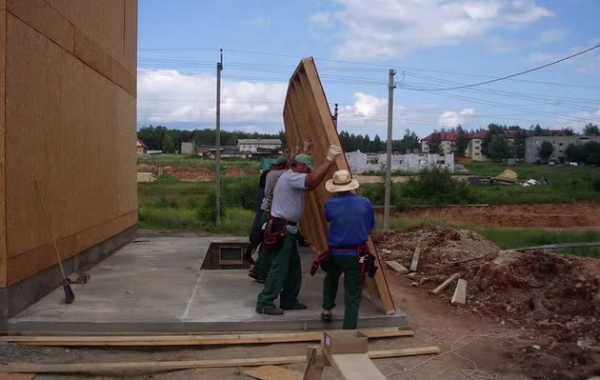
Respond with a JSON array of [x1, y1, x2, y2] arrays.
[[46, 0, 136, 74], [4, 11, 137, 285], [283, 58, 395, 314], [7, 0, 136, 96], [0, 0, 6, 288]]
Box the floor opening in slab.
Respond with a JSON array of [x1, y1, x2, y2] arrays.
[[201, 241, 251, 270]]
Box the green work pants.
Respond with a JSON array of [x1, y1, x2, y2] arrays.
[[254, 244, 272, 280], [256, 232, 302, 309], [322, 254, 362, 329]]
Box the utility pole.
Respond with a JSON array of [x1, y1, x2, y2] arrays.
[[383, 69, 396, 230], [333, 103, 339, 130], [215, 49, 223, 226]]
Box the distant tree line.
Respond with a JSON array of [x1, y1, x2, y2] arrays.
[[339, 129, 420, 154], [137, 125, 285, 154]]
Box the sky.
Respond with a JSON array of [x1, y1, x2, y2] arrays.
[[137, 0, 600, 138]]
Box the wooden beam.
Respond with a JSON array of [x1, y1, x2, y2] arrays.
[[0, 328, 414, 347], [1, 346, 441, 374], [430, 272, 460, 295], [244, 365, 302, 380]]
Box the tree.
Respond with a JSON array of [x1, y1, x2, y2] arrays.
[[584, 123, 600, 136], [162, 134, 176, 153], [565, 144, 586, 163], [538, 141, 554, 162], [427, 132, 441, 154], [487, 135, 511, 160], [455, 125, 468, 157]]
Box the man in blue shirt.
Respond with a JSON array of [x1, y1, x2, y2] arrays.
[[321, 169, 374, 329]]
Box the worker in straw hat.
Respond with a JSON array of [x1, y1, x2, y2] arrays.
[[256, 141, 343, 316], [318, 169, 375, 329]]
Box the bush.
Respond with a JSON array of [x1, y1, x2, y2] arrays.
[[401, 168, 471, 205], [223, 177, 260, 210], [593, 178, 600, 193], [139, 206, 198, 229], [359, 183, 384, 205], [196, 190, 221, 224]]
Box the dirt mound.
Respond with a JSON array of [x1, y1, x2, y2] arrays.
[[375, 225, 600, 379]]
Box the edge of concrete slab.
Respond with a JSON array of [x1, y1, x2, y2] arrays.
[[7, 312, 408, 335], [0, 225, 137, 333]]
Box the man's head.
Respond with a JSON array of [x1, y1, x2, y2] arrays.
[[325, 169, 360, 194], [292, 154, 314, 174], [272, 156, 288, 170]]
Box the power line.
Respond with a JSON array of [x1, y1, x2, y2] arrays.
[[402, 43, 600, 91]]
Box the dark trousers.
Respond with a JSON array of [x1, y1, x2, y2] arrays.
[[254, 244, 272, 280], [322, 254, 362, 329], [256, 232, 302, 309]]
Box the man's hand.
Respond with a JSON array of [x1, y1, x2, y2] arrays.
[[303, 138, 314, 154], [326, 145, 342, 162]]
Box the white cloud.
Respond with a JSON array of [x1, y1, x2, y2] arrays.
[[538, 28, 567, 44], [137, 69, 286, 130], [309, 12, 334, 28], [311, 0, 551, 60], [438, 108, 476, 128], [251, 16, 271, 28]]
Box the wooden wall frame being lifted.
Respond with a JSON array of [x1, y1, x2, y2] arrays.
[[283, 57, 396, 315]]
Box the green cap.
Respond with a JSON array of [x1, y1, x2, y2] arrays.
[[259, 158, 275, 172], [294, 154, 314, 169]]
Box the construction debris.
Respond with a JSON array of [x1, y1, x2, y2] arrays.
[[409, 245, 421, 272], [450, 279, 467, 305], [430, 272, 461, 295], [493, 168, 518, 185], [375, 224, 600, 345], [385, 261, 409, 274]]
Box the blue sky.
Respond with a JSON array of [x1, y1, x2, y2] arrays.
[[137, 0, 600, 138]]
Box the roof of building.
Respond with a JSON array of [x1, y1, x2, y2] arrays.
[[423, 131, 488, 143], [237, 139, 282, 144]]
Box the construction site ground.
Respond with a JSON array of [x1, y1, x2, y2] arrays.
[[3, 223, 600, 379]]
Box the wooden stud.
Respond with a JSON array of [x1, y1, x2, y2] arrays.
[[430, 272, 460, 295], [409, 244, 421, 272], [451, 279, 467, 305]]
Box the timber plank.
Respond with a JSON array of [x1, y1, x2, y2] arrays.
[[1, 328, 414, 347], [1, 346, 440, 374]]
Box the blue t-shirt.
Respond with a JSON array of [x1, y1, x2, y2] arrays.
[[325, 194, 375, 248]]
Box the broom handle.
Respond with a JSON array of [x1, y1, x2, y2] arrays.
[[34, 180, 68, 280]]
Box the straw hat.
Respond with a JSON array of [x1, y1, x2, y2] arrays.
[[325, 169, 360, 193]]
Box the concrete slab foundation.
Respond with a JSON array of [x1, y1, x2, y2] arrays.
[[8, 236, 407, 335], [1, 226, 137, 332]]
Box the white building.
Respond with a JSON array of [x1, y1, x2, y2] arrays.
[[181, 142, 194, 155], [346, 150, 455, 174], [237, 139, 282, 153]]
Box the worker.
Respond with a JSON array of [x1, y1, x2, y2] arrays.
[[249, 156, 288, 283], [256, 144, 343, 315], [243, 159, 273, 267], [320, 169, 375, 329]]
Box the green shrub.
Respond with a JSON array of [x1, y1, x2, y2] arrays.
[[139, 206, 198, 229], [220, 208, 256, 234], [401, 168, 471, 205], [593, 178, 600, 193], [223, 177, 260, 210], [360, 184, 385, 205], [196, 190, 221, 224]]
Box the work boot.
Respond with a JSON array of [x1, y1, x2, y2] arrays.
[[281, 302, 307, 310], [256, 306, 284, 315]]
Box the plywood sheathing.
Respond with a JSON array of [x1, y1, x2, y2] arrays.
[[6, 0, 135, 96], [0, 0, 7, 288], [283, 58, 395, 314], [3, 1, 137, 286]]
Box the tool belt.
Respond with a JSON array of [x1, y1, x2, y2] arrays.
[[310, 243, 377, 278], [262, 217, 290, 253]]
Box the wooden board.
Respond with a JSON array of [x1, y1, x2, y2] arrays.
[[0, 327, 414, 346], [244, 365, 302, 380], [0, 0, 6, 288], [1, 346, 441, 374], [283, 58, 395, 314], [327, 353, 386, 380], [3, 3, 137, 286]]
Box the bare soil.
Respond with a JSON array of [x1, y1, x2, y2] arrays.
[[400, 202, 600, 229], [375, 225, 600, 379]]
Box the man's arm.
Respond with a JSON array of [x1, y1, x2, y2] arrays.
[[305, 145, 342, 190]]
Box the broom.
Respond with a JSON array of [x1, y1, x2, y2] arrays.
[[34, 180, 75, 304]]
